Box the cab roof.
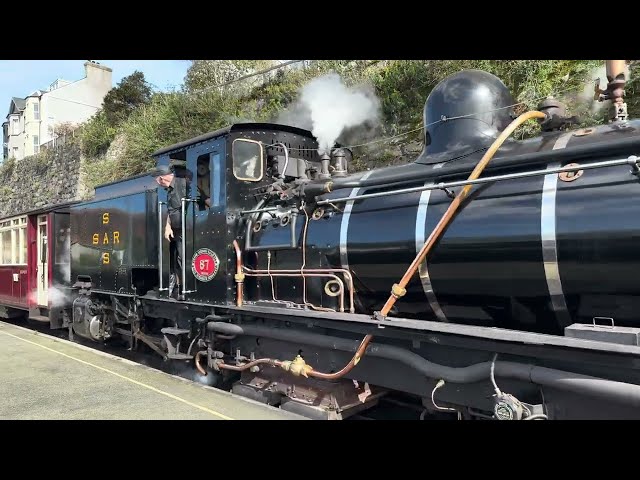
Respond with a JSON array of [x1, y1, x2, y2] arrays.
[[151, 123, 315, 157]]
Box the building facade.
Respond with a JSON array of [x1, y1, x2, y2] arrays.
[[3, 97, 26, 162], [2, 61, 112, 162]]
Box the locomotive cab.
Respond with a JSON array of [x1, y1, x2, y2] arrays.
[[151, 123, 323, 305]]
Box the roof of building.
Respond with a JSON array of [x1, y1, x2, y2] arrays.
[[9, 97, 26, 114]]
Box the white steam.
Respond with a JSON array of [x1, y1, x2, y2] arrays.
[[277, 73, 381, 154], [49, 285, 69, 307], [578, 64, 608, 115], [59, 261, 70, 283]]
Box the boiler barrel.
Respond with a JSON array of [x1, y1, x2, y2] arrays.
[[253, 159, 640, 334]]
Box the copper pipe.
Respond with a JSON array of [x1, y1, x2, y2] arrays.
[[306, 333, 372, 380], [217, 358, 284, 371], [214, 335, 372, 381], [380, 110, 547, 317], [195, 350, 208, 376], [243, 268, 347, 312], [233, 240, 355, 313], [232, 240, 243, 306], [264, 266, 355, 309], [243, 265, 355, 312]]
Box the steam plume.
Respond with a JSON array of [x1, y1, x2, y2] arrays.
[[49, 285, 69, 307], [578, 64, 608, 114], [277, 73, 381, 154]]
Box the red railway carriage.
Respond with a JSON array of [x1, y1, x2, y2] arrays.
[[0, 203, 73, 326]]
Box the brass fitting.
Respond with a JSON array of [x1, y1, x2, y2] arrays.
[[391, 283, 407, 298], [234, 272, 245, 282], [280, 355, 313, 378]]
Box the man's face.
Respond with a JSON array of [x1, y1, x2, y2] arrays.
[[155, 173, 173, 188]]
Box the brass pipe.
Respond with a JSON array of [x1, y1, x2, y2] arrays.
[[243, 265, 355, 313], [379, 110, 547, 317], [232, 240, 244, 306], [231, 239, 355, 310], [242, 268, 347, 312], [217, 358, 284, 372], [214, 335, 372, 381]]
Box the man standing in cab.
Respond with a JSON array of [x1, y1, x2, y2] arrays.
[[152, 160, 189, 300]]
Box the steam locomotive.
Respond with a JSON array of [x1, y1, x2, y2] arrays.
[[3, 60, 640, 420]]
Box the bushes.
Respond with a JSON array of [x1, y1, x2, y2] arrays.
[[78, 59, 627, 185], [80, 111, 117, 157], [368, 60, 605, 141]]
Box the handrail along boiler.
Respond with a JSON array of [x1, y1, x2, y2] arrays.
[[4, 60, 640, 419]]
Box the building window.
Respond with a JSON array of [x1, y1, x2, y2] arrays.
[[12, 118, 19, 135], [33, 135, 39, 154], [12, 147, 18, 158], [34, 102, 40, 121]]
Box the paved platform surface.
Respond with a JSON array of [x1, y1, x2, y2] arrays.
[[0, 321, 306, 420]]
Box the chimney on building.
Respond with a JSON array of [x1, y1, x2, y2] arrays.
[[84, 61, 113, 89]]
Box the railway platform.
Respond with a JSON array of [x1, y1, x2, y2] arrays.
[[0, 321, 306, 420]]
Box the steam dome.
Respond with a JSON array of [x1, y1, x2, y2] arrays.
[[421, 70, 516, 158]]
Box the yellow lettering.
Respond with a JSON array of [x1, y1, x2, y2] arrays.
[[92, 234, 99, 245], [102, 252, 110, 264], [103, 213, 109, 224], [113, 231, 120, 244], [103, 232, 109, 244]]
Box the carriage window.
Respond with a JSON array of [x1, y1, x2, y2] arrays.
[[19, 226, 27, 264], [1, 230, 11, 265], [10, 229, 17, 264], [232, 139, 263, 181], [0, 216, 28, 265]]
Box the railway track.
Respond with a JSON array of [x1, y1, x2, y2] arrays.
[[10, 317, 456, 421]]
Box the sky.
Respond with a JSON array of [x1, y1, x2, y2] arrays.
[[0, 60, 191, 115]]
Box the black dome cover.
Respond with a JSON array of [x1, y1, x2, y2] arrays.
[[417, 69, 516, 163]]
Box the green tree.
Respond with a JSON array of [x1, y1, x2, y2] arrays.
[[183, 60, 278, 94], [102, 71, 152, 125]]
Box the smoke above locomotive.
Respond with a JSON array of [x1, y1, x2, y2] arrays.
[[276, 73, 381, 154]]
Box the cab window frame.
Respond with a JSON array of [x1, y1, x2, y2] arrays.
[[232, 138, 264, 182]]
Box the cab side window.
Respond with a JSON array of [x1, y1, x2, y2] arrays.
[[232, 139, 263, 182], [196, 154, 211, 211]]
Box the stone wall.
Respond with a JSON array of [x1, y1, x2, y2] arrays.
[[0, 140, 83, 218]]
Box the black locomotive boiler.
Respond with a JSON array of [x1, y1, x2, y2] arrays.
[[4, 60, 640, 420]]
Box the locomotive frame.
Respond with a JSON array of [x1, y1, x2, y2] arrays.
[[4, 63, 640, 420]]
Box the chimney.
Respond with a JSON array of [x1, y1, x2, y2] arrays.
[[84, 61, 112, 75], [84, 61, 113, 89]]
